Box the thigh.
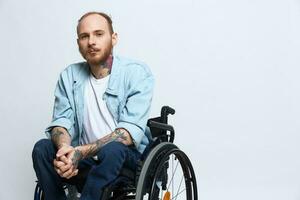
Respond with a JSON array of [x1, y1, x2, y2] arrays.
[[96, 142, 141, 169], [123, 145, 142, 170]]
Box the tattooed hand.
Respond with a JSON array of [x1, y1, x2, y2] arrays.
[[53, 144, 82, 179]]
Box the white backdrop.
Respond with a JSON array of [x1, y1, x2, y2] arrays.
[[0, 0, 300, 199]]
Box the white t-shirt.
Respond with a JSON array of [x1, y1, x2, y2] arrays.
[[81, 74, 117, 145]]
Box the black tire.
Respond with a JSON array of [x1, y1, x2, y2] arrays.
[[135, 142, 197, 200], [34, 183, 44, 200], [34, 183, 76, 200]]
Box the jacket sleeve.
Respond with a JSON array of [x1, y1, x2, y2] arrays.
[[45, 71, 75, 138], [116, 64, 154, 148]]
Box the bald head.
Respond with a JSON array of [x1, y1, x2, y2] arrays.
[[77, 12, 114, 36]]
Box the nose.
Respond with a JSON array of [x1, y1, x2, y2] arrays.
[[88, 35, 96, 46]]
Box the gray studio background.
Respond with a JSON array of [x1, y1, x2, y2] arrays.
[[0, 0, 299, 199]]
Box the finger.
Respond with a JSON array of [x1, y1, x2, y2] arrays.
[[55, 168, 63, 177], [62, 167, 74, 179], [54, 158, 72, 174], [71, 169, 79, 178], [59, 162, 73, 173], [54, 160, 66, 168], [66, 169, 78, 179], [66, 152, 75, 162], [53, 160, 59, 170], [53, 163, 69, 178], [53, 159, 60, 168], [59, 155, 71, 165], [74, 169, 78, 175], [56, 146, 73, 158]]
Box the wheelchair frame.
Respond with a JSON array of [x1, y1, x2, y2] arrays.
[[34, 106, 198, 200]]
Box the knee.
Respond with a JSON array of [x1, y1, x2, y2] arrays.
[[32, 139, 55, 160]]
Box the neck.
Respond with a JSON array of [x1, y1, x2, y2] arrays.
[[89, 55, 113, 79]]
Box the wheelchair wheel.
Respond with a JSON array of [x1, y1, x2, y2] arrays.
[[34, 182, 78, 200], [34, 183, 44, 200], [135, 142, 197, 200]]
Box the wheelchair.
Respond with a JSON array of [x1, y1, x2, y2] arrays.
[[34, 106, 198, 200]]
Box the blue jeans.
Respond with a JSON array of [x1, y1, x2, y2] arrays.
[[32, 139, 141, 200]]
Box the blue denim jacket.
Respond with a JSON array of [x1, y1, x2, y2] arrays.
[[45, 55, 154, 153]]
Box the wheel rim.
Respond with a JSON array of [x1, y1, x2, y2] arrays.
[[135, 142, 197, 200], [149, 149, 196, 200]]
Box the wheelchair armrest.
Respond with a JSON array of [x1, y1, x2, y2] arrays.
[[147, 120, 175, 143]]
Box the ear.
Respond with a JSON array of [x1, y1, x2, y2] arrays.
[[112, 33, 118, 46], [77, 38, 79, 46]]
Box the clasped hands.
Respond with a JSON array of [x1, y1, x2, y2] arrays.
[[53, 144, 82, 179]]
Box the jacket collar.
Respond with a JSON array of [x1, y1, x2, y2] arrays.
[[106, 55, 120, 96], [73, 55, 120, 96]]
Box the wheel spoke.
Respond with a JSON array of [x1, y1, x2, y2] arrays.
[[171, 188, 186, 200], [160, 182, 163, 200], [172, 154, 174, 195], [174, 175, 184, 200], [166, 158, 179, 191]]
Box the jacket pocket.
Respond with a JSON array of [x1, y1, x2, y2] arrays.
[[105, 94, 120, 120]]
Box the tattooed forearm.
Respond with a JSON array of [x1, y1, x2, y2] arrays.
[[77, 128, 132, 159], [51, 127, 71, 148], [51, 128, 64, 144], [72, 149, 83, 168]]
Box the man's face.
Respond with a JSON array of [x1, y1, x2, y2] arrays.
[[77, 14, 117, 65]]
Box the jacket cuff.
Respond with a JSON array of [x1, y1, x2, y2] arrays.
[[45, 118, 73, 138], [116, 121, 144, 148]]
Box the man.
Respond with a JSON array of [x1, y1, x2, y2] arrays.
[[32, 11, 154, 200]]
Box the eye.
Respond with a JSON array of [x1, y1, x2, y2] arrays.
[[96, 32, 103, 37], [80, 35, 88, 40]]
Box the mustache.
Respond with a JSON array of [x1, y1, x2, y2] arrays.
[[88, 47, 100, 52]]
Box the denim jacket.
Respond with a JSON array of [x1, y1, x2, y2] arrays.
[[45, 55, 154, 153]]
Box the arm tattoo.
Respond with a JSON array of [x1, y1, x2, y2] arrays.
[[114, 129, 128, 142], [81, 129, 128, 159], [51, 127, 70, 148], [51, 128, 65, 147], [72, 149, 83, 168]]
